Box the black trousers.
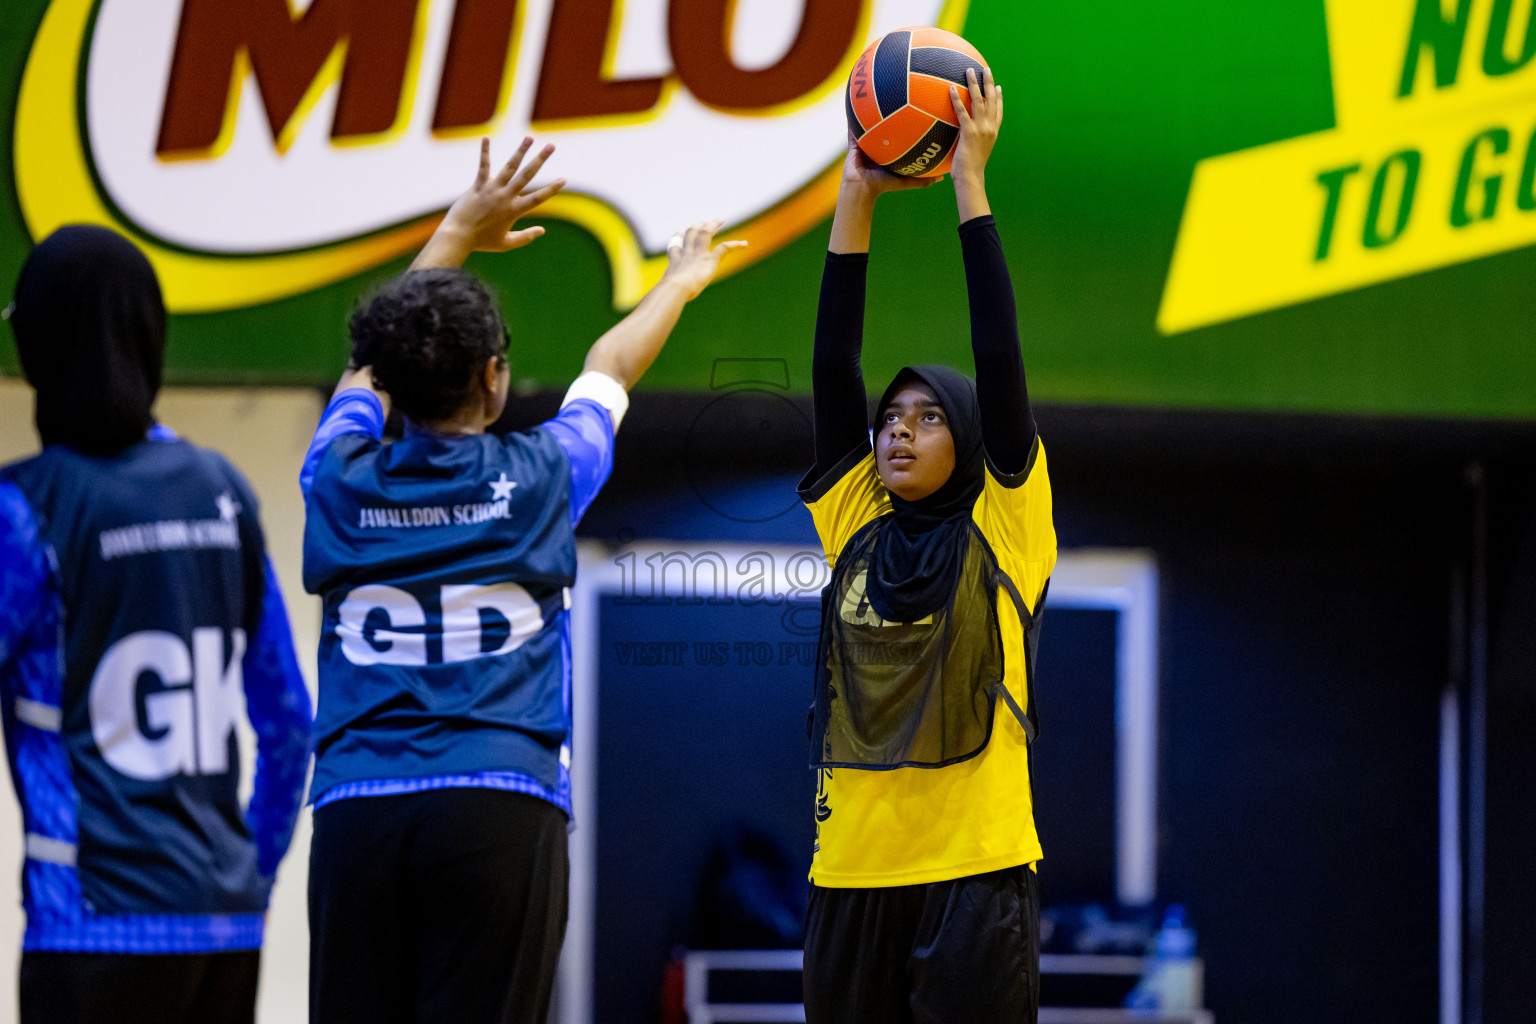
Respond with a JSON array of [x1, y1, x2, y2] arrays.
[[19, 950, 260, 1024], [309, 787, 569, 1024], [803, 864, 1040, 1024]]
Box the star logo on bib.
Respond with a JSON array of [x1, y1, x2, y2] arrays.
[[488, 473, 517, 501], [215, 491, 241, 522]]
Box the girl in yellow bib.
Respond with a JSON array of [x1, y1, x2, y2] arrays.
[[799, 66, 1055, 1023]]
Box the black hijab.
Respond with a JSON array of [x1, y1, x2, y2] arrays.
[[9, 226, 165, 456], [863, 364, 986, 623]]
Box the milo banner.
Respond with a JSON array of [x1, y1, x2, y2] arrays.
[[2, 0, 1534, 418]]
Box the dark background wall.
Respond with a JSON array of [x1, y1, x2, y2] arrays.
[[592, 596, 818, 1024], [506, 390, 1536, 1024]]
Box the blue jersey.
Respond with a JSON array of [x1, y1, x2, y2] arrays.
[[300, 383, 617, 814], [0, 432, 312, 953]]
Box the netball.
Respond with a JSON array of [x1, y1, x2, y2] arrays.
[[845, 26, 988, 178]]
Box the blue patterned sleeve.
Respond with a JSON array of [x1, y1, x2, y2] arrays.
[[300, 389, 386, 501], [242, 556, 314, 881], [0, 483, 47, 677], [541, 399, 617, 527]]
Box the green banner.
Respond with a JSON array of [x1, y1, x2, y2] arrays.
[[3, 0, 1534, 419]]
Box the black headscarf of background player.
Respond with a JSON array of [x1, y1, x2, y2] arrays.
[[863, 363, 987, 623], [9, 225, 166, 457]]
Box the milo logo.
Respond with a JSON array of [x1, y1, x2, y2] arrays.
[[15, 0, 964, 313]]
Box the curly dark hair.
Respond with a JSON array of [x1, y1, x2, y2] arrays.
[[349, 269, 508, 423]]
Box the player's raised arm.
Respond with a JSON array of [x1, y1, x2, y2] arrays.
[[579, 221, 746, 390], [329, 137, 567, 403], [829, 132, 935, 254], [303, 138, 566, 496], [807, 137, 937, 478], [411, 136, 565, 271], [949, 66, 1036, 474]]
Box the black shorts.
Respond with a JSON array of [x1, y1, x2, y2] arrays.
[[308, 787, 569, 1024], [803, 863, 1040, 1024], [19, 950, 259, 1024]]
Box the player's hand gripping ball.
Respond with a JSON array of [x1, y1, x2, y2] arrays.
[[845, 26, 988, 178]]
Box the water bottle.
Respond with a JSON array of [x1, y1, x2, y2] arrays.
[[1124, 904, 1200, 1011]]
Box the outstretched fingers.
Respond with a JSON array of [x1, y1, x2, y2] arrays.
[[683, 219, 724, 254], [517, 178, 566, 210], [669, 220, 747, 261], [507, 143, 556, 196], [494, 137, 535, 188], [658, 220, 745, 298]]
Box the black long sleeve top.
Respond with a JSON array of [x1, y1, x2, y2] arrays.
[[806, 215, 1036, 487]]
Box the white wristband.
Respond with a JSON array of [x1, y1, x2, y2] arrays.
[[561, 370, 630, 431]]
